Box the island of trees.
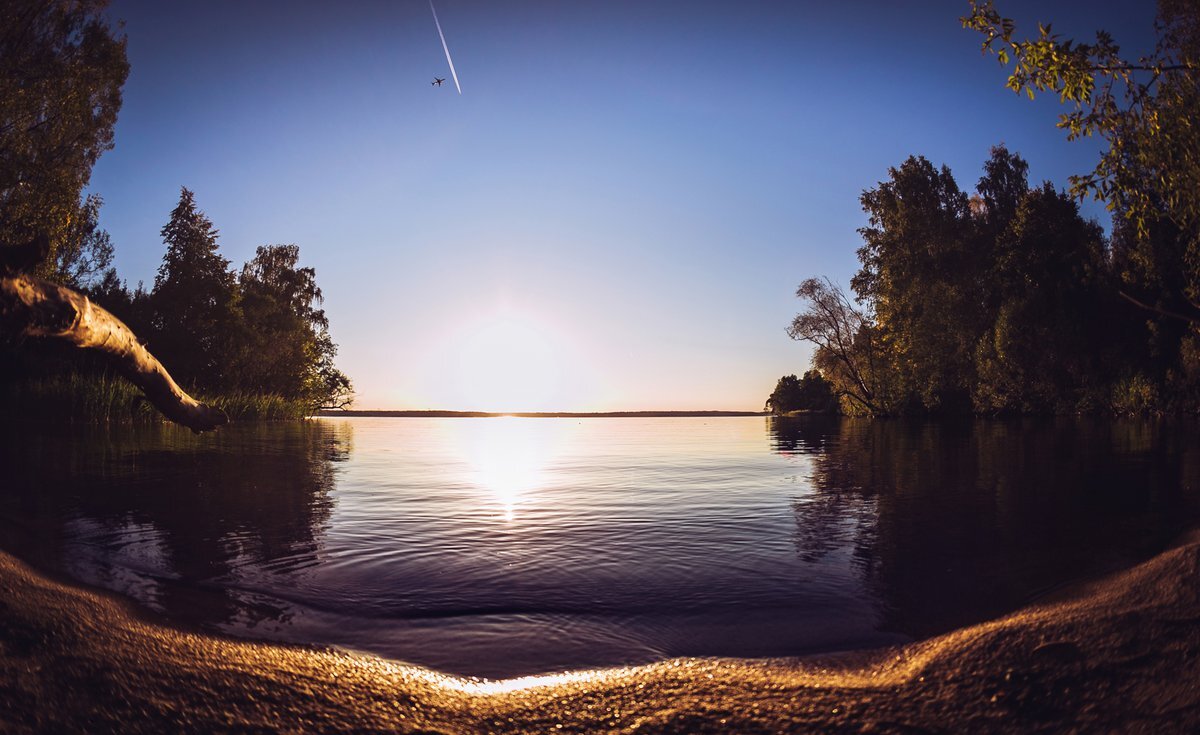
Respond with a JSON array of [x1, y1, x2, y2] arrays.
[[770, 0, 1199, 417], [1, 0, 350, 425]]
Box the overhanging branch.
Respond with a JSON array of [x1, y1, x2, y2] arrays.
[[1118, 289, 1200, 324]]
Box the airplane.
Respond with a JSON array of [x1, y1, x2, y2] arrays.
[[432, 78, 445, 87]]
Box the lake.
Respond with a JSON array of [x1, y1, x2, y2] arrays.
[[1, 416, 1197, 679]]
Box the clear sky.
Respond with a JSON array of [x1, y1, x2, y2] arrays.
[[89, 0, 1159, 412]]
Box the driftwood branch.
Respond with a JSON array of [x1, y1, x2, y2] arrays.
[[0, 273, 227, 433]]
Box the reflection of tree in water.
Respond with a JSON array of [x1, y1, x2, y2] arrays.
[[772, 417, 1200, 640], [0, 421, 351, 631], [771, 417, 878, 568]]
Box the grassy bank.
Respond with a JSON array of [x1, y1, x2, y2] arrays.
[[0, 370, 313, 423]]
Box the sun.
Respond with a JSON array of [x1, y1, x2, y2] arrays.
[[448, 311, 564, 412]]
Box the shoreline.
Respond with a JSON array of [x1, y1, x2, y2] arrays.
[[316, 410, 770, 418], [1, 532, 1198, 732]]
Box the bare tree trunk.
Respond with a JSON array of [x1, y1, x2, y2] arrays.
[[1, 274, 227, 433]]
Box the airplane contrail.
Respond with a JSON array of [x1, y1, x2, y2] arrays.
[[430, 0, 461, 94]]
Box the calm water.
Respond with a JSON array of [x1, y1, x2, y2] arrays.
[[1, 416, 1198, 678]]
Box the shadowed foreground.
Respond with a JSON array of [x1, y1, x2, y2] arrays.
[[0, 534, 1198, 734]]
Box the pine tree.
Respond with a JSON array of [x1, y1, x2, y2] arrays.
[[149, 187, 240, 388]]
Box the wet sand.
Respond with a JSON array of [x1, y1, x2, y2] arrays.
[[1, 533, 1198, 733]]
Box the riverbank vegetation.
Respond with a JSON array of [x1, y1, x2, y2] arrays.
[[772, 0, 1200, 417], [0, 0, 350, 424], [763, 371, 837, 414]]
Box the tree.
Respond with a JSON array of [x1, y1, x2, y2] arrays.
[[793, 146, 1127, 415], [765, 374, 803, 414], [0, 3, 224, 432], [972, 183, 1110, 412], [853, 156, 977, 411], [963, 0, 1200, 307], [964, 0, 1200, 410], [975, 144, 1030, 237], [0, 0, 128, 275], [149, 188, 240, 389], [765, 371, 837, 414], [787, 277, 897, 415], [234, 244, 352, 410], [48, 193, 113, 289]]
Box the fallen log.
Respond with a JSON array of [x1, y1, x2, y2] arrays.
[[0, 272, 227, 433]]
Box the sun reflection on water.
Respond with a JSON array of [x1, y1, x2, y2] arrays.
[[456, 418, 566, 520]]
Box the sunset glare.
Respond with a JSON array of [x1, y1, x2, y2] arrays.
[[457, 417, 566, 520], [415, 308, 596, 412], [451, 313, 563, 412]]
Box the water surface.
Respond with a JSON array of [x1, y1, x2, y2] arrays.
[[1, 416, 1196, 678]]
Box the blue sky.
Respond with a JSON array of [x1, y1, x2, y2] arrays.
[[90, 1, 1159, 411]]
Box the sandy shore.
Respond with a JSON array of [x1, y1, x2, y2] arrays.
[[1, 534, 1198, 734]]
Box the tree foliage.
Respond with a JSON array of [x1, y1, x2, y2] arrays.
[[235, 244, 352, 410], [765, 370, 838, 415], [132, 189, 352, 411], [48, 193, 113, 288], [787, 277, 897, 415], [789, 147, 1123, 416], [972, 183, 1110, 412], [148, 187, 240, 389], [0, 0, 128, 275], [963, 0, 1200, 302], [960, 0, 1200, 412], [779, 3, 1200, 416], [0, 4, 350, 421], [854, 156, 977, 411]]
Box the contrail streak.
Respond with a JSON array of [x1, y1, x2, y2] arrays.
[[430, 0, 461, 94]]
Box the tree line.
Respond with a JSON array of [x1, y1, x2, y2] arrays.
[[85, 188, 353, 411], [770, 0, 1199, 417], [1, 0, 350, 418]]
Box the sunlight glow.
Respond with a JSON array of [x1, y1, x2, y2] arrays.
[[449, 312, 563, 412], [455, 418, 568, 520]]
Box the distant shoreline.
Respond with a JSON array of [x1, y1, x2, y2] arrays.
[[315, 410, 769, 418]]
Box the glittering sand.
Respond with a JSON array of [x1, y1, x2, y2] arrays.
[[1, 533, 1198, 733]]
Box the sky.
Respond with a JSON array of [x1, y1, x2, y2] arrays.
[[89, 0, 1160, 412]]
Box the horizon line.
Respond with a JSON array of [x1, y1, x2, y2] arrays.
[[316, 409, 771, 418]]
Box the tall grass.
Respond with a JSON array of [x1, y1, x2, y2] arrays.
[[199, 391, 312, 421], [1, 371, 157, 423], [1, 371, 314, 424]]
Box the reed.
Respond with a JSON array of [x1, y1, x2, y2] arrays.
[[199, 391, 312, 421], [2, 371, 314, 424]]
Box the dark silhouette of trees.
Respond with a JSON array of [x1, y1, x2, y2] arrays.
[[787, 146, 1136, 415], [1, 2, 349, 426], [0, 0, 225, 431], [765, 371, 837, 414], [137, 190, 352, 411], [787, 277, 897, 415], [148, 188, 240, 390], [973, 183, 1110, 412], [234, 245, 351, 410], [962, 0, 1200, 412], [48, 194, 114, 290], [765, 375, 803, 414], [0, 0, 127, 277], [854, 156, 978, 412]]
